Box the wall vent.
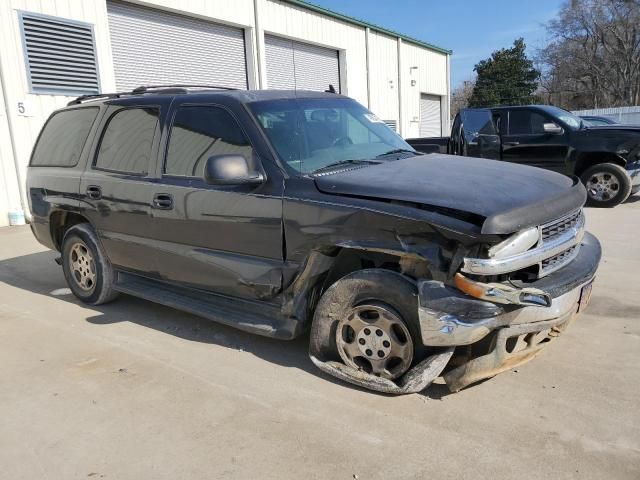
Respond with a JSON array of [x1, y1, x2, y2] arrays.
[[383, 119, 398, 132], [20, 12, 99, 94]]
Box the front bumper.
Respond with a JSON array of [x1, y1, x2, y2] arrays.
[[418, 232, 600, 348], [627, 159, 640, 190], [418, 231, 600, 391]]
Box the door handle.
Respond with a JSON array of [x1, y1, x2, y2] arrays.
[[503, 141, 520, 146], [86, 185, 102, 200], [152, 193, 173, 210]]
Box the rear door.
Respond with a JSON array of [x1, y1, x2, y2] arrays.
[[149, 100, 284, 300], [501, 108, 570, 173], [460, 109, 500, 159], [80, 98, 166, 273]]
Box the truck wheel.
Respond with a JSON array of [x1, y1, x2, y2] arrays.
[[580, 163, 632, 207], [310, 269, 425, 381], [61, 223, 118, 305]]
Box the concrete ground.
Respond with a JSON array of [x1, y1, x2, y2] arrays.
[[0, 201, 639, 480]]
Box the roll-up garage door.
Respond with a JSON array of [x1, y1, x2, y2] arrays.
[[265, 34, 340, 92], [107, 1, 248, 91], [419, 94, 442, 137]]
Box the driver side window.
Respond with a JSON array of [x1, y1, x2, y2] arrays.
[[508, 110, 546, 135], [165, 105, 252, 177]]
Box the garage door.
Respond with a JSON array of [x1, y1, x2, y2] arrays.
[[265, 35, 340, 92], [107, 1, 248, 91], [419, 94, 442, 137]]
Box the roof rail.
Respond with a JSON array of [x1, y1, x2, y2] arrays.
[[131, 84, 238, 93], [67, 84, 238, 106]]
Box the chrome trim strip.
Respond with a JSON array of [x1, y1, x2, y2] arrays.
[[462, 212, 585, 276]]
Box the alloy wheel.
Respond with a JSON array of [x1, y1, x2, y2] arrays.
[[336, 303, 413, 380]]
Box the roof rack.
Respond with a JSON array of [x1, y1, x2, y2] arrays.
[[67, 84, 238, 106]]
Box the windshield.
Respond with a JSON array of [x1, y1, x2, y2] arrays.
[[249, 97, 415, 174], [544, 106, 583, 129]]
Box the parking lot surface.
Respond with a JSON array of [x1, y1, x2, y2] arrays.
[[1, 201, 639, 479]]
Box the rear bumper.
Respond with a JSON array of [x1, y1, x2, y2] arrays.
[[417, 232, 601, 348]]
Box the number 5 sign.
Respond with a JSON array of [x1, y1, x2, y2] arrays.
[[16, 98, 34, 117]]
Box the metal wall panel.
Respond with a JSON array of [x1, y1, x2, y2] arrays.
[[419, 94, 441, 137], [265, 34, 339, 92], [107, 1, 248, 91]]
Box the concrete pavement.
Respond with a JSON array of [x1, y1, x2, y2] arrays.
[[0, 201, 639, 479]]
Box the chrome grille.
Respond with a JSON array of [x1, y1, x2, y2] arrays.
[[541, 210, 582, 242], [540, 245, 579, 276]]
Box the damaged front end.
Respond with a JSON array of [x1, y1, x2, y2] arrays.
[[309, 208, 601, 395]]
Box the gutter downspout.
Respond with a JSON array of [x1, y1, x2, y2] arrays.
[[253, 0, 266, 89], [365, 27, 371, 109], [397, 37, 403, 136], [0, 50, 28, 220]]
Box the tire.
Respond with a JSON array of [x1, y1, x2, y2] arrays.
[[309, 269, 425, 381], [61, 223, 118, 305], [580, 163, 632, 208]]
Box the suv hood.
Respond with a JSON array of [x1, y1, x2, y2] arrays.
[[314, 154, 586, 235]]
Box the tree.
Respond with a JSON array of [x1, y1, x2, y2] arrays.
[[451, 79, 475, 118], [468, 38, 541, 107], [538, 0, 640, 110]]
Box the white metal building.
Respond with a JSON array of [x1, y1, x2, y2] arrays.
[[0, 0, 451, 227]]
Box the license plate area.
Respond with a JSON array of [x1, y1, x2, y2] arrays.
[[578, 280, 594, 313]]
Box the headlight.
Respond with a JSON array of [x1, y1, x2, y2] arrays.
[[488, 227, 539, 259]]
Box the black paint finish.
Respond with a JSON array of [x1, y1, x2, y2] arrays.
[[27, 89, 598, 338]]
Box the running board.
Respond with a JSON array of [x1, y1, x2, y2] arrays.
[[114, 271, 302, 340]]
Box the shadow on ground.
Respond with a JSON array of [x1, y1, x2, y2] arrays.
[[0, 250, 454, 398]]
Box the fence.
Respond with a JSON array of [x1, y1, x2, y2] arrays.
[[572, 106, 640, 125]]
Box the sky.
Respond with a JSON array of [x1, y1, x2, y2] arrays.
[[308, 0, 565, 88]]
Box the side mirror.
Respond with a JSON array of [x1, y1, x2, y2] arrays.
[[204, 154, 265, 186], [543, 122, 563, 135]]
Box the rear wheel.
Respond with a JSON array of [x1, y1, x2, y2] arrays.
[[61, 223, 118, 305], [310, 269, 425, 381], [580, 163, 632, 207]]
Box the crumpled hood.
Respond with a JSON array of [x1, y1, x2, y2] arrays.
[[314, 154, 586, 235]]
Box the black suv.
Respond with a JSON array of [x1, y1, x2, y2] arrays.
[[27, 86, 601, 394]]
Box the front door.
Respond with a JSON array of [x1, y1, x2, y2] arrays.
[[501, 108, 570, 173], [150, 102, 284, 300]]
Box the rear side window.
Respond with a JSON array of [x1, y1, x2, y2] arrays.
[[95, 108, 158, 174], [30, 107, 99, 167], [165, 105, 251, 177]]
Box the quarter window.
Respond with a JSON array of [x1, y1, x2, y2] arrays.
[[30, 107, 99, 167], [165, 106, 252, 177], [95, 108, 158, 174]]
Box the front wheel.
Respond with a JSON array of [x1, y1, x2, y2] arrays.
[[309, 269, 425, 381], [580, 163, 632, 207]]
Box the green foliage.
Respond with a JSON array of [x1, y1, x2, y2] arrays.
[[468, 38, 541, 107]]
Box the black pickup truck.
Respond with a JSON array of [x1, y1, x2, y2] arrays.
[[407, 105, 640, 207], [27, 87, 600, 394]]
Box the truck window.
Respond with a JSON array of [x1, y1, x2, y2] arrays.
[[508, 110, 546, 135], [165, 105, 252, 177], [95, 108, 158, 175], [461, 110, 495, 137], [30, 107, 99, 167]]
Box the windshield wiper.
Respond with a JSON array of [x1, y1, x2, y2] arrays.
[[375, 148, 417, 158], [311, 159, 379, 175]]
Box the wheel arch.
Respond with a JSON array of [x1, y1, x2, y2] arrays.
[[49, 210, 93, 251], [283, 244, 433, 329], [574, 151, 626, 176]]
